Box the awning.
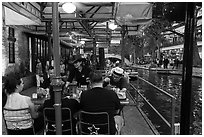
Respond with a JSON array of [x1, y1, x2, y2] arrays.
[[116, 2, 152, 26], [105, 54, 131, 66], [3, 6, 41, 25]]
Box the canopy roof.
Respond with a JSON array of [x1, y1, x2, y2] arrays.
[[2, 2, 201, 48], [2, 2, 153, 47]]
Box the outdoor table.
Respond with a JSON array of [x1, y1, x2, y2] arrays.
[[21, 87, 49, 106], [104, 85, 129, 105], [63, 87, 84, 102]]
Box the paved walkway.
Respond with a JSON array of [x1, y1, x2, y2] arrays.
[[121, 105, 155, 135], [121, 92, 157, 135]]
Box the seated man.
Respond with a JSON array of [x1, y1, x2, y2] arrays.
[[39, 66, 54, 89], [42, 86, 80, 134], [103, 67, 128, 93], [80, 71, 123, 135]]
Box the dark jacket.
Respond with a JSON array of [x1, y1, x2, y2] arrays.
[[43, 98, 80, 134], [67, 66, 92, 86], [80, 87, 122, 134]]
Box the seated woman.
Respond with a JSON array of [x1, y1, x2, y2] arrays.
[[43, 86, 80, 134], [3, 73, 39, 135]]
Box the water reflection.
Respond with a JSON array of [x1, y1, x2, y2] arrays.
[[130, 69, 202, 135]]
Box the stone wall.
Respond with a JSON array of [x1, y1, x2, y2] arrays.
[[2, 24, 29, 76]]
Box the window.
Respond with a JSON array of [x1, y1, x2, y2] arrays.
[[8, 27, 15, 63]]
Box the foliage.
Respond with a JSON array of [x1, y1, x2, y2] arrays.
[[144, 19, 170, 40], [126, 35, 144, 58]]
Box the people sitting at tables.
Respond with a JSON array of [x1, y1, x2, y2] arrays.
[[103, 67, 128, 93], [42, 86, 80, 134], [39, 66, 54, 89], [3, 73, 40, 135], [65, 57, 92, 87], [79, 71, 123, 135], [60, 60, 66, 76]]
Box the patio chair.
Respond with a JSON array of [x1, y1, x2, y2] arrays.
[[77, 111, 110, 135], [43, 107, 72, 135], [3, 107, 35, 135]]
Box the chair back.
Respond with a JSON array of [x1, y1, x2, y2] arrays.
[[43, 107, 72, 135], [3, 107, 35, 134], [77, 111, 110, 135]]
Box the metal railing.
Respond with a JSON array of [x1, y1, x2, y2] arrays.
[[129, 75, 176, 135]]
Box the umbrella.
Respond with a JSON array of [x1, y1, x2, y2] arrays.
[[105, 54, 131, 66]]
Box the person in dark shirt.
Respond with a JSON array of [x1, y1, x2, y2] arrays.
[[40, 66, 54, 89], [65, 57, 92, 87], [42, 86, 80, 134], [103, 67, 128, 92], [80, 71, 122, 135]]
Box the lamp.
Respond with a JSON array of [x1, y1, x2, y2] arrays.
[[62, 2, 76, 13], [80, 41, 85, 44], [108, 20, 117, 30]]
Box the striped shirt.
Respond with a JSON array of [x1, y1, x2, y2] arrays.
[[4, 93, 33, 130]]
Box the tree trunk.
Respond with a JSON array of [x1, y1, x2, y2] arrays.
[[193, 42, 202, 67], [192, 7, 202, 67]]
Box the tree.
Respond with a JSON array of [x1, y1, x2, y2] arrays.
[[143, 2, 202, 67], [143, 19, 170, 59], [192, 6, 202, 67]]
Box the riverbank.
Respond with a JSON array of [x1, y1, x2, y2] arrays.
[[131, 64, 202, 78]]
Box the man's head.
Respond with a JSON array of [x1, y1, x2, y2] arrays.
[[112, 67, 124, 82], [48, 66, 54, 75], [89, 71, 103, 84], [73, 57, 84, 68]]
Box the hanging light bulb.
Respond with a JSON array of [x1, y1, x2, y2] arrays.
[[108, 20, 117, 30], [80, 41, 85, 44], [62, 2, 76, 13]]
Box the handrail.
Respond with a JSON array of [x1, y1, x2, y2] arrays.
[[129, 75, 176, 135], [136, 76, 175, 98]]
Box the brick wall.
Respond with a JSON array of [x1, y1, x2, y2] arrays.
[[2, 24, 29, 76]]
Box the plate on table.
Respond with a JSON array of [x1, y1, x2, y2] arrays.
[[117, 92, 126, 100]]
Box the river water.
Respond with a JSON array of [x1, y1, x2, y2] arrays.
[[129, 69, 202, 135]]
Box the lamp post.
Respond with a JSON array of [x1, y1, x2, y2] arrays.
[[51, 2, 64, 134]]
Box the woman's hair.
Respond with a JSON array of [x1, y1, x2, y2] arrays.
[[4, 73, 21, 95], [89, 70, 102, 83]]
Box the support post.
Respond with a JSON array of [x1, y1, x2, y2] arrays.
[[180, 3, 195, 135], [99, 48, 105, 70], [92, 37, 97, 70], [121, 25, 126, 67], [47, 22, 52, 66], [52, 2, 62, 135]]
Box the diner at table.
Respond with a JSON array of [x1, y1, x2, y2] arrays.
[[103, 67, 128, 98], [42, 86, 80, 135], [3, 73, 42, 135], [79, 70, 124, 135]]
